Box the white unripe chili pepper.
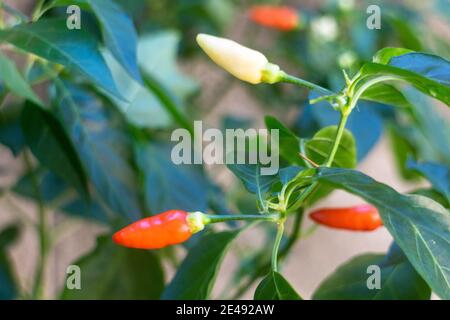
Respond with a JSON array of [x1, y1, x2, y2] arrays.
[[196, 33, 281, 84]]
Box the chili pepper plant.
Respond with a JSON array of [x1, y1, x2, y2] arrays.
[[0, 1, 448, 300]]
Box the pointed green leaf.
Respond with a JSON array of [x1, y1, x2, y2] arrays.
[[305, 126, 357, 168], [403, 88, 450, 163], [0, 104, 26, 155], [103, 50, 171, 128], [21, 103, 89, 196], [138, 31, 197, 100], [0, 52, 42, 106], [162, 230, 241, 299], [85, 0, 141, 82], [254, 272, 302, 300], [313, 243, 431, 300], [265, 116, 305, 166], [313, 167, 450, 299], [0, 18, 122, 99], [359, 51, 450, 106], [227, 161, 279, 209], [135, 142, 211, 214], [52, 82, 142, 221], [372, 47, 414, 65], [408, 160, 450, 202]]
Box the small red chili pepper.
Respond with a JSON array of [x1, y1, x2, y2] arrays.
[[249, 5, 299, 31], [112, 210, 206, 249], [309, 204, 383, 231]]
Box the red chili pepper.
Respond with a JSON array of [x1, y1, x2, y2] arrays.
[[113, 210, 204, 249], [249, 5, 299, 31], [309, 204, 383, 231]]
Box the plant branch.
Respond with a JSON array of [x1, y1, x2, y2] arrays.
[[278, 72, 334, 96], [298, 152, 319, 168], [205, 213, 279, 224], [324, 113, 349, 167], [31, 0, 46, 21], [271, 222, 285, 272], [230, 210, 303, 298], [23, 150, 48, 299]]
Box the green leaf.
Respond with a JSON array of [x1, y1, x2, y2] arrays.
[[305, 126, 357, 168], [13, 169, 109, 223], [0, 225, 19, 300], [48, 0, 90, 10], [0, 18, 122, 99], [0, 104, 25, 156], [104, 32, 197, 129], [0, 225, 19, 248], [52, 82, 142, 221], [359, 51, 450, 106], [264, 116, 305, 166], [103, 50, 172, 128], [389, 52, 450, 86], [411, 188, 449, 209], [162, 230, 240, 299], [227, 162, 279, 209], [360, 84, 411, 109], [138, 31, 197, 101], [313, 243, 431, 300], [404, 88, 450, 163], [13, 167, 67, 203], [313, 167, 450, 299], [372, 47, 414, 65], [21, 103, 89, 196], [254, 271, 302, 300], [408, 160, 450, 202], [203, 0, 235, 30], [85, 0, 141, 82], [304, 93, 383, 161], [135, 142, 210, 214], [0, 52, 42, 106], [61, 235, 164, 299], [61, 195, 110, 223], [387, 17, 423, 51], [387, 124, 420, 180]]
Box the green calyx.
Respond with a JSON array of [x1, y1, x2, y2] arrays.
[[186, 212, 210, 234], [261, 63, 282, 84]]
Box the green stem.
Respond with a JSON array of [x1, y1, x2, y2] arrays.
[[324, 113, 349, 167], [24, 150, 48, 299], [31, 0, 46, 21], [230, 210, 303, 299], [278, 72, 334, 96], [271, 222, 285, 272], [143, 76, 194, 135], [286, 184, 317, 213], [285, 112, 350, 212], [205, 213, 279, 224]]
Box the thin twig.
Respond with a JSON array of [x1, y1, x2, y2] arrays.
[[298, 152, 319, 168]]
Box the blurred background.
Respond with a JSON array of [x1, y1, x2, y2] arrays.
[[0, 0, 449, 299]]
